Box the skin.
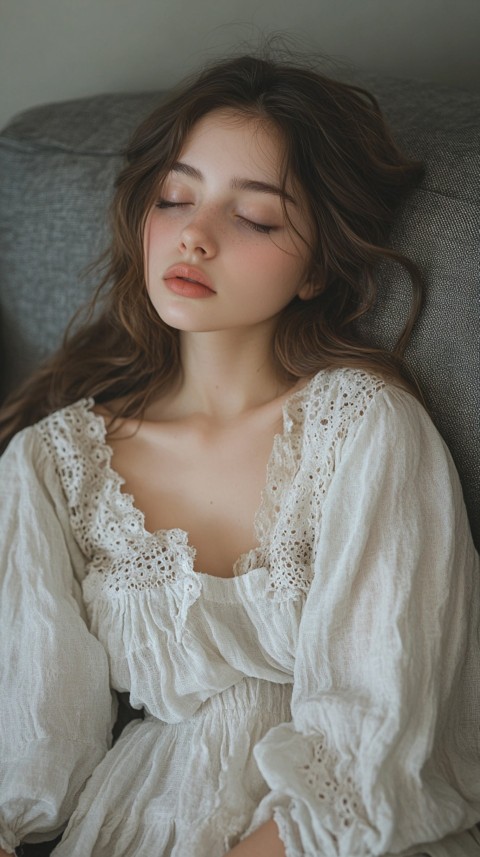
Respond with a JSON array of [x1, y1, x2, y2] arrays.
[[227, 819, 286, 856], [144, 108, 314, 336]]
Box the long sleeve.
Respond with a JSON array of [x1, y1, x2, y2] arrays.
[[248, 387, 480, 856], [0, 427, 116, 854]]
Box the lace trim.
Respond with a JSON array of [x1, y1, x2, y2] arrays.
[[37, 397, 147, 558], [86, 529, 197, 593], [272, 806, 304, 857], [260, 369, 385, 601], [82, 530, 203, 635], [300, 734, 367, 831], [36, 369, 385, 601]]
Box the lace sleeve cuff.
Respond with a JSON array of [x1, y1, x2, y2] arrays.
[[252, 723, 374, 857], [240, 791, 303, 857]]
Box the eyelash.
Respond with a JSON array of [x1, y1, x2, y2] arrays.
[[240, 218, 274, 235], [155, 199, 187, 209], [155, 199, 274, 235]]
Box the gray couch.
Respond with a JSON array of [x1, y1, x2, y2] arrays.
[[0, 72, 479, 559]]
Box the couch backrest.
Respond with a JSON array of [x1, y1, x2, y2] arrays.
[[0, 75, 479, 547]]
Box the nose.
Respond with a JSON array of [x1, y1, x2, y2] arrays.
[[178, 210, 218, 258]]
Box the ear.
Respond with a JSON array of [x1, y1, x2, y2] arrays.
[[297, 280, 319, 301]]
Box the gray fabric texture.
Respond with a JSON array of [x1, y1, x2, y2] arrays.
[[0, 77, 478, 548]]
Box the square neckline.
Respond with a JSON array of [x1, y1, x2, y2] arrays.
[[85, 376, 316, 581]]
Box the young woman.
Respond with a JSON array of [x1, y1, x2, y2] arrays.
[[0, 53, 479, 857]]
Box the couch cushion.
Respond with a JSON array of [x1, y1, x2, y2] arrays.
[[0, 77, 478, 546], [0, 93, 162, 394]]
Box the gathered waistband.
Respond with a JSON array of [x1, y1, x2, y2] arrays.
[[144, 676, 293, 726]]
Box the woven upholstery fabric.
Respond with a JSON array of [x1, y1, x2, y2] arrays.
[[0, 78, 478, 547], [0, 93, 161, 395]]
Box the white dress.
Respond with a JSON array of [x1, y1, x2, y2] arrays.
[[1, 368, 480, 857]]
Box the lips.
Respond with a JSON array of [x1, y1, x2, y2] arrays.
[[163, 265, 215, 292]]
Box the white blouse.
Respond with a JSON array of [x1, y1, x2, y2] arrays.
[[0, 368, 479, 857]]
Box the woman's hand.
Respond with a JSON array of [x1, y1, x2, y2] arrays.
[[226, 819, 286, 856], [0, 848, 15, 856]]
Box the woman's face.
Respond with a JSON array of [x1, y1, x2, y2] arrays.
[[143, 109, 314, 336]]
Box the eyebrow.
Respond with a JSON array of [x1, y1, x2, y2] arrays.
[[170, 161, 296, 205]]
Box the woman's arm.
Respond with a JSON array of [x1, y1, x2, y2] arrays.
[[227, 820, 285, 857], [0, 428, 115, 853], [239, 385, 480, 856]]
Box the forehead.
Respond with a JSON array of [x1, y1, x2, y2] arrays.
[[178, 109, 287, 180]]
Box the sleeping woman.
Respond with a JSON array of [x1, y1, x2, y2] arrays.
[[0, 52, 479, 857]]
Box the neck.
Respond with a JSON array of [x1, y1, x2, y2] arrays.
[[166, 324, 292, 421]]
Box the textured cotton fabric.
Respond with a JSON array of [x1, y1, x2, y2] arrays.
[[1, 368, 479, 857]]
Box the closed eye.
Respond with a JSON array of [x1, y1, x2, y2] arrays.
[[155, 200, 275, 234], [239, 217, 275, 234], [155, 199, 190, 209]]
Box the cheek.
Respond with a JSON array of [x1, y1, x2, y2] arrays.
[[144, 218, 171, 281], [239, 241, 295, 275], [245, 243, 306, 294]]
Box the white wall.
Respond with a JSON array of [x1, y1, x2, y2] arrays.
[[1, 0, 480, 130]]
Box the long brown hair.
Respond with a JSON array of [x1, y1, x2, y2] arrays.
[[0, 52, 424, 450]]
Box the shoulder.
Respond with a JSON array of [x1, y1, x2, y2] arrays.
[[297, 372, 468, 529], [31, 398, 115, 507], [301, 367, 387, 416], [33, 397, 106, 461], [302, 367, 427, 420], [1, 397, 105, 490], [296, 367, 442, 458], [297, 366, 398, 434], [0, 400, 94, 515]]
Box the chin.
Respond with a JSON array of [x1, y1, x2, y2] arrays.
[[154, 310, 218, 333]]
